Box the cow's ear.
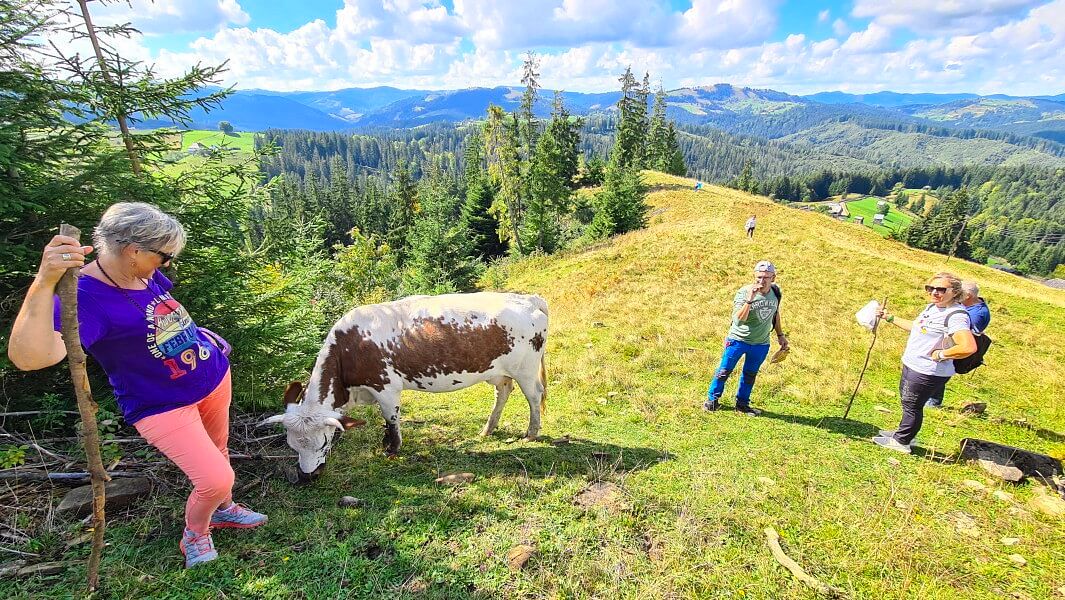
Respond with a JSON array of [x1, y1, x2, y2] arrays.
[[338, 416, 366, 430], [283, 381, 303, 406]]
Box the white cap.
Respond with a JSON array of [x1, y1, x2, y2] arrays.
[[755, 260, 776, 274]]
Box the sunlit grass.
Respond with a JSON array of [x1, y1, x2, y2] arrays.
[[6, 172, 1062, 599]]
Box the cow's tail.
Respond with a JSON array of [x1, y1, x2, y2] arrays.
[[538, 353, 547, 416], [529, 294, 548, 317]]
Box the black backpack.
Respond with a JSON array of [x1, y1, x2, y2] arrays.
[[946, 310, 992, 374]]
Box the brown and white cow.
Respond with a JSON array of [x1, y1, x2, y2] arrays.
[[261, 292, 548, 480]]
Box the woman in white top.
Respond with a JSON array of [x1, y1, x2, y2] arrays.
[[745, 215, 756, 239], [874, 272, 977, 453]]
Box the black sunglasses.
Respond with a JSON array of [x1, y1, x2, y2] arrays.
[[116, 238, 175, 263], [924, 285, 948, 294], [148, 248, 175, 263]]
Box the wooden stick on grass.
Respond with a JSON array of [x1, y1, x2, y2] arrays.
[[843, 297, 887, 420], [56, 223, 109, 592], [764, 527, 843, 597]]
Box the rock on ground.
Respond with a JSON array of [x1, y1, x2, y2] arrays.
[[56, 477, 152, 517]]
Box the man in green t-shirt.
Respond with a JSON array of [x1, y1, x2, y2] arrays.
[[704, 261, 789, 415]]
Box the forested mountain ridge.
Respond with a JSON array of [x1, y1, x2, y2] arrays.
[[138, 83, 1064, 142]]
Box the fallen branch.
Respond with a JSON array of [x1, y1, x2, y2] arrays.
[[229, 453, 297, 461], [0, 470, 146, 483], [0, 411, 81, 419], [764, 527, 843, 598]]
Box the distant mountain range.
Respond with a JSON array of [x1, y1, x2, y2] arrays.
[[140, 83, 1065, 145]]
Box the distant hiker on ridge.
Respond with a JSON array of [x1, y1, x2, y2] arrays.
[[745, 215, 757, 239], [704, 260, 788, 416]]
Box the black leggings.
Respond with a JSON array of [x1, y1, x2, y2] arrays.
[[894, 365, 949, 445]]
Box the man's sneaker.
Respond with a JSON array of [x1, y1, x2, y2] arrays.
[[702, 399, 719, 412], [925, 398, 943, 409], [210, 503, 268, 529], [872, 435, 912, 454], [879, 429, 896, 438], [735, 405, 762, 416], [180, 528, 218, 568]]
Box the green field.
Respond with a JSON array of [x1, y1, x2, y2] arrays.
[[181, 129, 256, 153], [4, 173, 1063, 599], [846, 196, 914, 236]]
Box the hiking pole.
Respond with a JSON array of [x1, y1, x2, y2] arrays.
[[843, 297, 887, 419], [56, 224, 109, 591]]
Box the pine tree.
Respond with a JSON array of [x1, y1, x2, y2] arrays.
[[591, 162, 648, 238], [611, 67, 646, 170], [460, 132, 506, 260], [386, 163, 418, 265], [402, 176, 479, 294], [522, 110, 571, 253], [546, 92, 582, 188], [483, 105, 524, 254], [518, 52, 541, 155], [662, 123, 687, 176], [735, 161, 755, 192], [647, 86, 669, 169]]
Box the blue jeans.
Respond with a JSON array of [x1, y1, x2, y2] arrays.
[[707, 338, 771, 407]]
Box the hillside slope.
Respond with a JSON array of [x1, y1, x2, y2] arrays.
[[473, 173, 1065, 597], [779, 121, 1065, 169], [11, 174, 1063, 598]]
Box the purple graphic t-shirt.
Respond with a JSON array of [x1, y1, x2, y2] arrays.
[[53, 269, 229, 424]]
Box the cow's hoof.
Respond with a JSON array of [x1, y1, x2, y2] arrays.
[[480, 428, 495, 437], [524, 434, 541, 442]]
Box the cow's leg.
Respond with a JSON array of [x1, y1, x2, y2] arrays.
[[514, 373, 544, 440], [377, 393, 402, 456], [481, 376, 514, 436]]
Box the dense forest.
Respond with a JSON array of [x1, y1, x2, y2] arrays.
[[0, 2, 682, 419], [726, 163, 1064, 275]]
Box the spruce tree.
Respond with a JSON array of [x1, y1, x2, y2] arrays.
[[647, 86, 669, 169], [483, 105, 524, 254], [662, 123, 687, 176], [612, 67, 646, 170], [402, 176, 479, 294], [522, 114, 571, 253], [386, 163, 418, 265], [546, 92, 582, 188], [460, 132, 506, 260]]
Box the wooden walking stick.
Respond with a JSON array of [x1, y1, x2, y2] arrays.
[[56, 224, 110, 591], [843, 297, 888, 420]]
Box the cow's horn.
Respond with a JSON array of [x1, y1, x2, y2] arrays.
[[324, 417, 344, 432], [258, 414, 286, 427]]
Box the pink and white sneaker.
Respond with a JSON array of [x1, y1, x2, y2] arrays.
[[209, 503, 268, 529], [180, 528, 218, 568]]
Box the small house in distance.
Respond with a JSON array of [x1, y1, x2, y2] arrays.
[[873, 213, 885, 225], [854, 215, 864, 224], [186, 142, 204, 154], [828, 202, 850, 217]]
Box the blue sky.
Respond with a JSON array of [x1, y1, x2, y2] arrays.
[[81, 0, 1065, 95]]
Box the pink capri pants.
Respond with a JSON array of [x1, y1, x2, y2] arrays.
[[134, 370, 235, 535]]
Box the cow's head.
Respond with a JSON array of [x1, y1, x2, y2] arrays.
[[260, 382, 363, 484]]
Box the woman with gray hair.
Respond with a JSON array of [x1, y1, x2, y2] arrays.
[[8, 202, 267, 568], [873, 272, 977, 453]]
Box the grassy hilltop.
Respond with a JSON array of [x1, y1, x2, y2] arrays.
[[7, 173, 1064, 599]]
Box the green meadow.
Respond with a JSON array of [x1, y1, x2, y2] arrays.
[[4, 173, 1063, 599], [845, 196, 915, 236]]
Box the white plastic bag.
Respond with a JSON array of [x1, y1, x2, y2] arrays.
[[855, 300, 881, 331]]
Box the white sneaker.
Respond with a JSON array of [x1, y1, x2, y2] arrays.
[[872, 435, 912, 454]]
